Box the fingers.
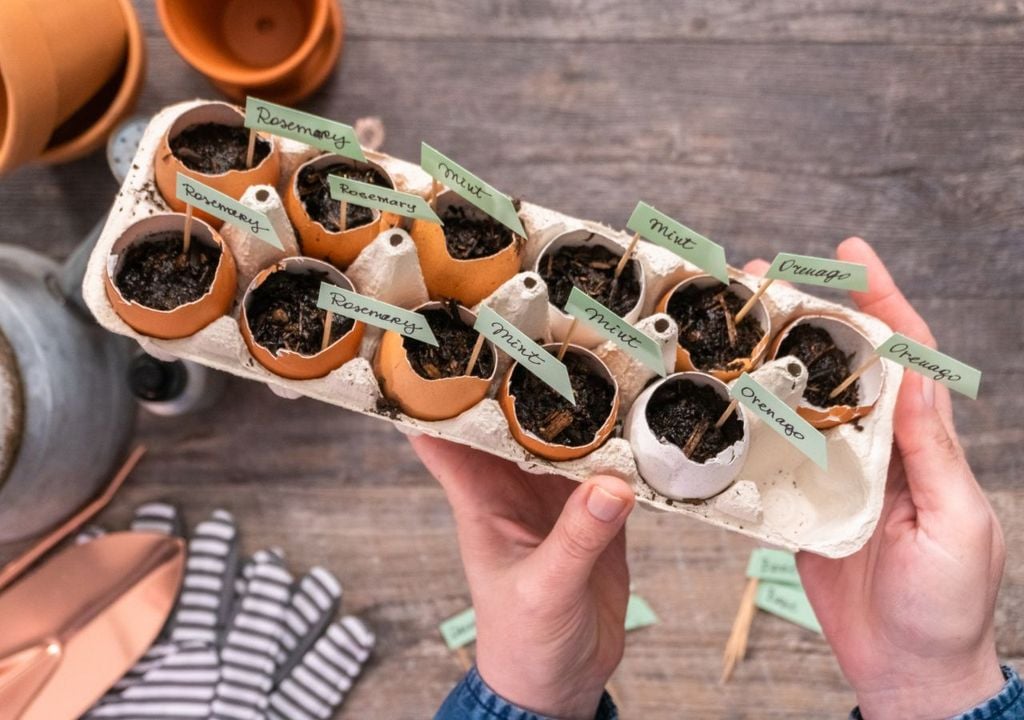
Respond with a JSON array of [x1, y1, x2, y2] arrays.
[[408, 434, 522, 516], [742, 258, 770, 276]]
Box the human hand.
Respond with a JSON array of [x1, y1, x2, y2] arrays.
[[746, 238, 1006, 719], [410, 435, 635, 720]]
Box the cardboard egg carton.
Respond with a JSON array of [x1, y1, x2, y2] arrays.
[[83, 101, 902, 558]]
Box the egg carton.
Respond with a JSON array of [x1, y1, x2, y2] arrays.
[[83, 100, 901, 558]]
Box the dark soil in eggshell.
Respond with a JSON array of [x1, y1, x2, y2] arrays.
[[170, 123, 270, 174], [777, 324, 860, 407], [298, 162, 391, 232], [247, 271, 354, 356], [116, 233, 220, 310], [540, 243, 641, 316], [666, 284, 765, 372], [440, 203, 519, 259], [646, 379, 744, 463], [404, 303, 495, 380]]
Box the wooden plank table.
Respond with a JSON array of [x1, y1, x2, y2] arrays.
[[1, 2, 1021, 717]]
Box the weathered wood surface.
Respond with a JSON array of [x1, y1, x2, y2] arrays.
[[1, 2, 1022, 717]]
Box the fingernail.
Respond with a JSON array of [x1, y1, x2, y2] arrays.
[[588, 486, 626, 522], [920, 378, 935, 407]]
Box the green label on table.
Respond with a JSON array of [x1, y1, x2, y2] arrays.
[[474, 305, 575, 404], [626, 202, 729, 284], [420, 143, 527, 238], [564, 286, 666, 376], [876, 332, 981, 398], [175, 173, 282, 249], [328, 175, 442, 223], [731, 373, 828, 469], [624, 594, 659, 631], [765, 252, 868, 292], [747, 548, 801, 586], [317, 282, 438, 346], [439, 607, 477, 650], [756, 582, 822, 634], [245, 97, 367, 161]]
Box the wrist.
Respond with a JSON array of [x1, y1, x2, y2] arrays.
[[477, 657, 607, 720]]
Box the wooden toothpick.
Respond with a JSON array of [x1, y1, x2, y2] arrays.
[[557, 318, 579, 361], [715, 398, 739, 428], [428, 179, 441, 210], [720, 576, 759, 684], [245, 128, 257, 169], [338, 199, 349, 232], [614, 232, 640, 279], [829, 354, 880, 399], [465, 333, 486, 376], [682, 418, 711, 457], [320, 310, 335, 351], [182, 204, 194, 256], [734, 278, 774, 324]]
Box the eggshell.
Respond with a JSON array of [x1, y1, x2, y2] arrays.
[[409, 190, 525, 306], [625, 372, 750, 500], [768, 313, 883, 429], [374, 302, 495, 421], [656, 274, 771, 381], [154, 101, 281, 226], [104, 214, 237, 340], [284, 153, 401, 268], [535, 229, 647, 348], [239, 256, 364, 380], [499, 343, 620, 461]]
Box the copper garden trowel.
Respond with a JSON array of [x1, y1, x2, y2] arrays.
[[0, 531, 184, 720]]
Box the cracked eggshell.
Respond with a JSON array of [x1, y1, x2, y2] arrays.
[[768, 313, 883, 429], [499, 344, 620, 461], [409, 190, 525, 306], [535, 229, 646, 348], [239, 256, 364, 380], [656, 274, 771, 382], [625, 372, 750, 500], [104, 214, 237, 340], [284, 153, 401, 268], [374, 302, 496, 421], [154, 101, 281, 227]]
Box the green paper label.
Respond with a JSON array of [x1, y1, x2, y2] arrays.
[[474, 305, 575, 404], [439, 607, 477, 650], [244, 97, 366, 161], [731, 373, 828, 469], [316, 282, 438, 346], [747, 549, 801, 586], [564, 286, 666, 376], [766, 252, 868, 292], [624, 594, 659, 631], [175, 173, 282, 250], [420, 143, 526, 238], [328, 175, 442, 223], [626, 202, 729, 284], [876, 332, 981, 399], [756, 582, 822, 634]]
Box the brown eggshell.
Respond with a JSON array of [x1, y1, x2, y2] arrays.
[[284, 153, 401, 269], [498, 343, 620, 462], [768, 313, 883, 429], [104, 214, 236, 340], [240, 256, 364, 380], [155, 101, 281, 227], [373, 302, 495, 421], [656, 275, 772, 382], [409, 190, 524, 306]]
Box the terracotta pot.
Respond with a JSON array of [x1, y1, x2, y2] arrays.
[[499, 343, 620, 461], [285, 153, 400, 269], [157, 0, 344, 105], [104, 214, 237, 340], [768, 313, 883, 429], [656, 275, 771, 381], [240, 256, 364, 380], [374, 302, 495, 421], [154, 102, 281, 227], [409, 190, 525, 307]]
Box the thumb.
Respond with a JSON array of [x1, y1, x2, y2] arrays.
[[528, 476, 634, 595]]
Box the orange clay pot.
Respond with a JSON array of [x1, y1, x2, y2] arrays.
[[768, 313, 883, 429], [499, 343, 620, 462], [240, 256, 364, 380], [374, 302, 495, 421], [154, 102, 281, 227], [285, 153, 400, 269], [656, 274, 772, 382], [104, 214, 237, 340], [157, 0, 344, 105], [409, 190, 525, 307]]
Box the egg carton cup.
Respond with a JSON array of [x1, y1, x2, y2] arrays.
[[83, 100, 902, 558]]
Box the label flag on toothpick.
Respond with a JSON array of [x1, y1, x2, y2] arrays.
[[626, 202, 729, 284], [564, 286, 666, 376], [328, 175, 442, 223], [420, 143, 527, 238], [765, 252, 868, 292], [875, 332, 981, 399], [474, 305, 575, 404], [316, 282, 438, 346], [244, 97, 367, 162], [755, 582, 822, 634], [746, 548, 801, 586], [730, 373, 828, 469], [175, 173, 283, 250]]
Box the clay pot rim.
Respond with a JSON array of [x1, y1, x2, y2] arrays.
[[289, 153, 397, 237], [161, 101, 280, 180], [424, 190, 526, 265], [390, 300, 499, 385]]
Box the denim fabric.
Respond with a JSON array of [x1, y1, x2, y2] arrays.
[[850, 666, 1023, 720], [435, 666, 618, 720]]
